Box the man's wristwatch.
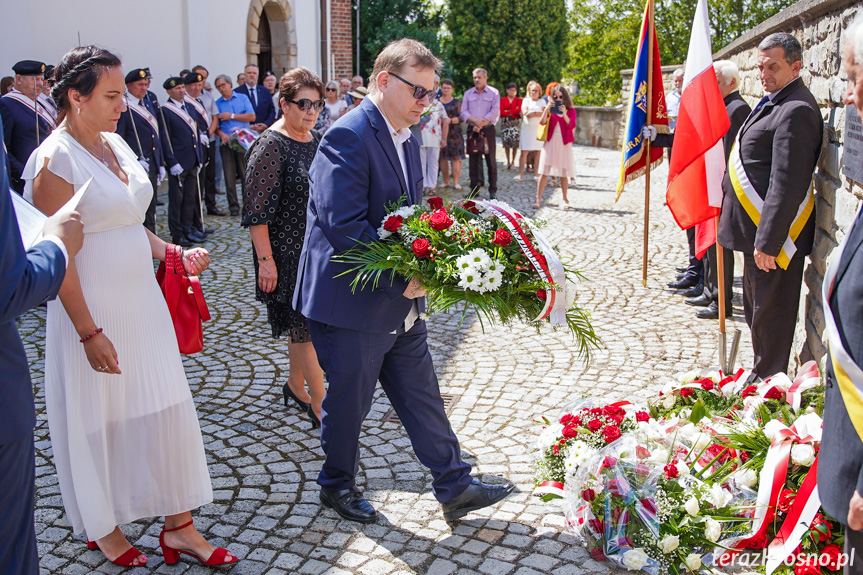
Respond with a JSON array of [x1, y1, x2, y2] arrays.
[[231, 113, 235, 120]]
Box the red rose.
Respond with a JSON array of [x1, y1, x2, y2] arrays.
[[589, 408, 603, 416], [700, 379, 715, 391], [609, 413, 625, 425], [742, 385, 758, 398], [601, 456, 618, 470], [462, 200, 479, 214], [590, 548, 605, 562], [820, 544, 843, 571], [664, 463, 679, 479], [383, 215, 404, 233], [636, 446, 651, 459], [562, 424, 578, 439], [740, 451, 750, 462], [640, 498, 658, 515], [536, 290, 547, 301], [560, 413, 574, 425], [411, 238, 432, 258], [601, 425, 622, 443], [588, 518, 604, 534], [570, 415, 582, 427], [552, 445, 559, 455], [679, 388, 694, 397], [765, 386, 785, 400], [429, 209, 453, 231], [748, 533, 770, 549], [603, 405, 625, 417], [635, 411, 650, 422], [492, 229, 513, 246], [810, 514, 833, 543], [428, 196, 444, 210], [778, 488, 796, 513], [587, 419, 603, 432], [581, 488, 595, 501], [795, 560, 821, 575]]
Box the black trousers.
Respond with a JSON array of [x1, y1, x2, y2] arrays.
[[0, 434, 39, 575], [143, 160, 159, 234], [703, 243, 734, 306], [683, 227, 704, 282], [468, 125, 497, 196], [167, 168, 199, 241], [845, 523, 863, 575], [743, 253, 805, 379], [219, 146, 244, 212], [203, 141, 218, 212]]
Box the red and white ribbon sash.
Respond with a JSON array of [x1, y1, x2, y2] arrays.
[[125, 95, 160, 134], [37, 94, 57, 123], [3, 89, 56, 128], [745, 361, 821, 412], [163, 99, 197, 133], [184, 95, 210, 127], [472, 200, 568, 325], [534, 480, 565, 498]]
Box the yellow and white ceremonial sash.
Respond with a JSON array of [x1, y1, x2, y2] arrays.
[[125, 95, 160, 134], [163, 99, 197, 134], [822, 212, 863, 442], [184, 95, 210, 127], [3, 89, 56, 128], [727, 131, 814, 270]]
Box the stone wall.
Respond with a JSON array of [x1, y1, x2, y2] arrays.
[[711, 0, 862, 370], [574, 106, 624, 149]]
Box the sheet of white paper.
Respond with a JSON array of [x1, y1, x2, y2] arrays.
[[11, 177, 93, 250]]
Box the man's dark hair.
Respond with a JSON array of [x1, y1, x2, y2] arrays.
[[758, 32, 803, 65], [180, 68, 192, 76], [192, 65, 209, 75]]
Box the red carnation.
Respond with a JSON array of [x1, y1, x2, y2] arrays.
[[765, 386, 785, 400], [428, 196, 444, 210], [587, 419, 603, 432], [411, 238, 432, 258], [778, 488, 796, 513], [635, 411, 650, 422], [679, 388, 694, 397], [429, 209, 453, 231], [562, 424, 578, 439], [383, 215, 404, 233], [742, 385, 758, 398], [560, 413, 574, 425], [664, 463, 679, 479], [820, 544, 843, 571], [601, 425, 622, 443], [590, 548, 605, 562], [700, 379, 715, 391], [536, 290, 547, 301], [492, 228, 513, 246], [581, 488, 595, 501]]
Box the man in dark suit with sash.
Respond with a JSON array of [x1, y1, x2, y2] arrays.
[[118, 68, 167, 233], [0, 60, 55, 193], [717, 33, 822, 380], [294, 38, 513, 525], [0, 115, 83, 575], [820, 19, 863, 570]]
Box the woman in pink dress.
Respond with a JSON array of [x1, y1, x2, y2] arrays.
[[534, 85, 576, 209]]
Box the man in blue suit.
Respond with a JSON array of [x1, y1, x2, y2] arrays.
[[295, 38, 513, 525], [0, 115, 84, 574], [235, 64, 275, 133]]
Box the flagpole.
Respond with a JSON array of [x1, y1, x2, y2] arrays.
[[642, 0, 655, 287]]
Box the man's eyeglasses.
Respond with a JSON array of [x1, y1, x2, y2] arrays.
[[287, 98, 326, 112], [389, 73, 435, 101]]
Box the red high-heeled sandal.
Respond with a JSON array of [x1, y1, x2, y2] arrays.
[[159, 519, 238, 566], [86, 540, 146, 566]]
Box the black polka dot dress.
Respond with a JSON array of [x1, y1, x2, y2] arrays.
[[242, 129, 320, 342]]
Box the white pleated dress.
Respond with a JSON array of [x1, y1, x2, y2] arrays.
[[23, 129, 212, 540]]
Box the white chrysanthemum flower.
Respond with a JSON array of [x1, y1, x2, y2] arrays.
[[483, 270, 503, 292], [458, 269, 483, 292], [455, 254, 476, 271], [465, 248, 492, 270], [485, 259, 504, 273]]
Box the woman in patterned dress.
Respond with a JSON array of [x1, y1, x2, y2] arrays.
[[242, 67, 326, 427], [438, 78, 465, 190], [499, 83, 522, 170]]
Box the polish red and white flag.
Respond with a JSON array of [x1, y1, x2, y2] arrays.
[[665, 0, 730, 257]]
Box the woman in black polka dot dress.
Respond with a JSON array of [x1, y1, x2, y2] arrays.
[[242, 67, 327, 427]]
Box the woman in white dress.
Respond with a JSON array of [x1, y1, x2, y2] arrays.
[[25, 46, 236, 568], [515, 81, 546, 181]]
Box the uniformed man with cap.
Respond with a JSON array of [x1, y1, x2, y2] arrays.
[[161, 76, 207, 247], [0, 60, 55, 193], [183, 72, 219, 236], [117, 68, 169, 233], [38, 65, 58, 125]]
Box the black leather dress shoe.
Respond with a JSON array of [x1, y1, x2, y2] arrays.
[[229, 208, 240, 216], [685, 294, 712, 307], [696, 301, 732, 319], [320, 487, 377, 523], [683, 283, 704, 298], [187, 231, 207, 243], [441, 479, 515, 523], [208, 207, 227, 216], [172, 236, 194, 248], [201, 228, 215, 235], [675, 266, 688, 273], [667, 276, 699, 290]]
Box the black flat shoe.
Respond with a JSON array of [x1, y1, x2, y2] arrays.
[[441, 479, 514, 523], [306, 405, 320, 429], [685, 294, 712, 307], [320, 487, 377, 523], [683, 283, 704, 298], [282, 383, 310, 412], [696, 301, 732, 319], [667, 276, 699, 290]]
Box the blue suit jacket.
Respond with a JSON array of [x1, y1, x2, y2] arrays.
[[294, 96, 424, 333], [116, 98, 165, 168], [160, 100, 205, 171], [0, 115, 67, 446], [0, 96, 54, 193], [235, 84, 276, 127]]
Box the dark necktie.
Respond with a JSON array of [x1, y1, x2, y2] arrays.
[[750, 95, 770, 118], [251, 87, 258, 107]]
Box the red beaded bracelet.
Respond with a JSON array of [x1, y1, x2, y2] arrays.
[[79, 328, 103, 343]]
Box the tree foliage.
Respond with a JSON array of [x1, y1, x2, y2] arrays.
[[446, 0, 569, 96], [569, 0, 798, 106], [353, 0, 448, 82]]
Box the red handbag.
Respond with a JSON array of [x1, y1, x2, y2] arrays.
[[156, 244, 211, 354]]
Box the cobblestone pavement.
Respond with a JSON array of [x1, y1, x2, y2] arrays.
[[20, 143, 754, 575]]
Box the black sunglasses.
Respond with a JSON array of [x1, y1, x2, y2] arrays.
[[287, 98, 326, 111], [325, 87, 337, 91], [389, 72, 435, 101]]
